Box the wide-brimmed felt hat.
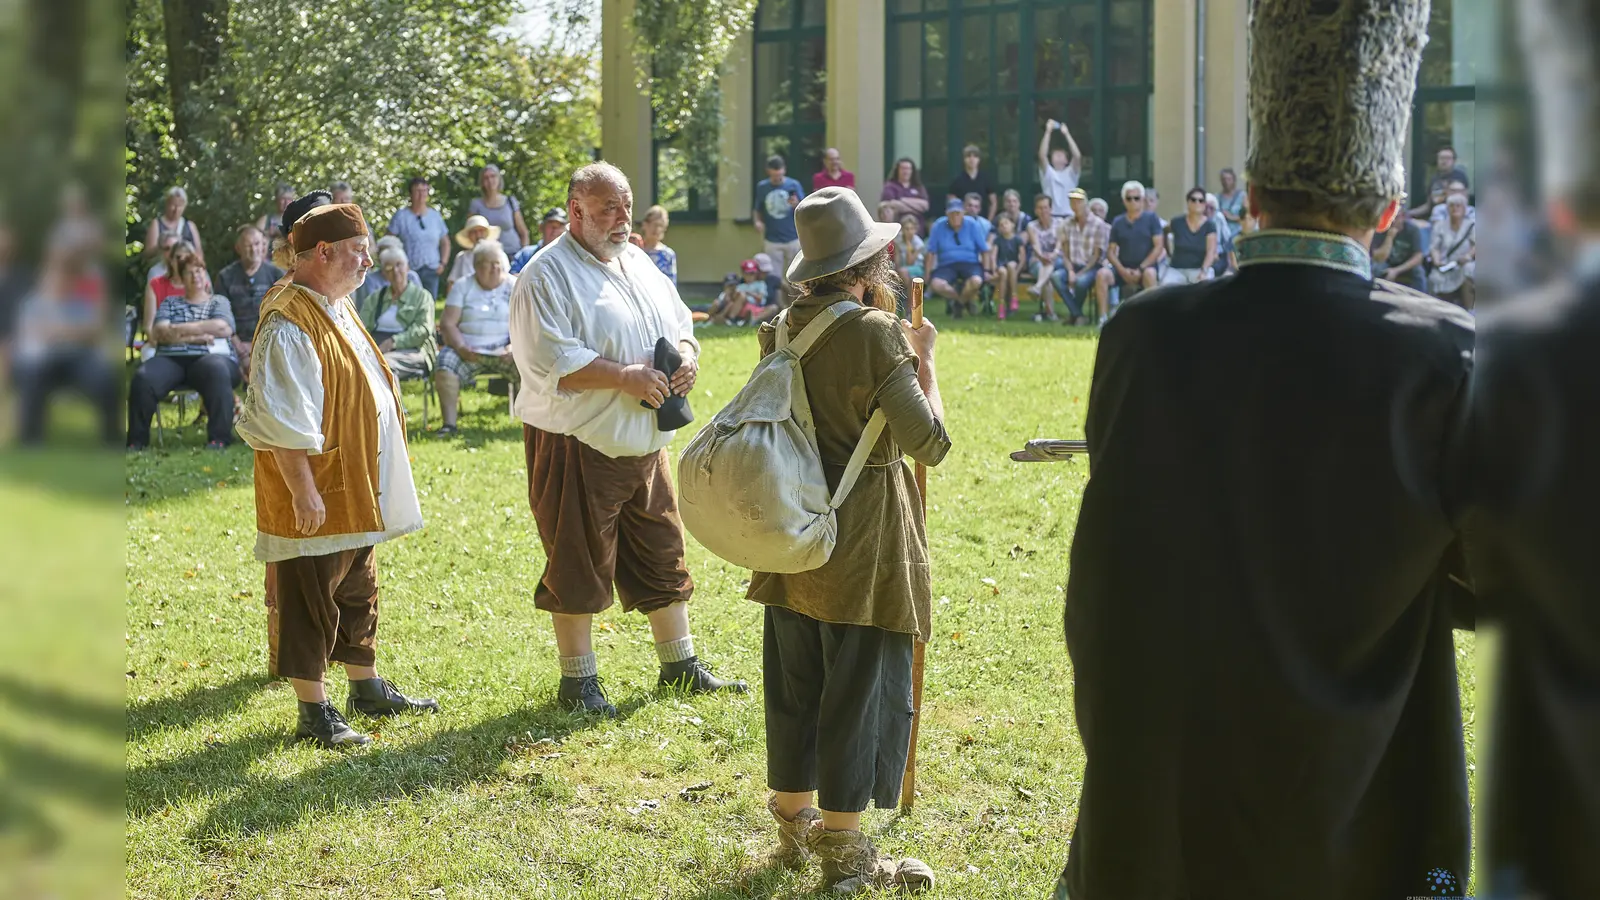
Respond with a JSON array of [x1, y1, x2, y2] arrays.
[[455, 215, 502, 249], [787, 187, 901, 284]]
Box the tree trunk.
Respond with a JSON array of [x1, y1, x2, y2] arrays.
[[162, 0, 230, 147]]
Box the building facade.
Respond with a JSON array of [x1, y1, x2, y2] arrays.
[[604, 0, 1483, 287]]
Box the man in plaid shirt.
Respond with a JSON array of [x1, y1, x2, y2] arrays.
[[1061, 188, 1111, 325]]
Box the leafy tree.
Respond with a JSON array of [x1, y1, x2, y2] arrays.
[[126, 0, 599, 279], [630, 0, 759, 135]]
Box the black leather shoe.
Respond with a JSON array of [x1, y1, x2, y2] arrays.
[[659, 657, 748, 694], [347, 677, 440, 718], [558, 675, 617, 716], [295, 700, 371, 749]]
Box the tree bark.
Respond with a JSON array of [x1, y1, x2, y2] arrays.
[[162, 0, 230, 146]]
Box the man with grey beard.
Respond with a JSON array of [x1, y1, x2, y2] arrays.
[[508, 162, 746, 716]]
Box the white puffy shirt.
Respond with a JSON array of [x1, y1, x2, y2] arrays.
[[509, 234, 698, 459]]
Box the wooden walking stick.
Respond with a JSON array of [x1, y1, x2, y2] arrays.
[[902, 277, 928, 811]]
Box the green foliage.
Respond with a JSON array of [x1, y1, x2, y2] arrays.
[[632, 0, 759, 135], [125, 0, 599, 275]]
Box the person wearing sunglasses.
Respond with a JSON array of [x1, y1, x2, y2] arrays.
[[384, 176, 450, 298], [1159, 188, 1219, 286], [1093, 181, 1164, 317]]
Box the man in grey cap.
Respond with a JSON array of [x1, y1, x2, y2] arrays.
[[509, 207, 568, 275], [1469, 3, 1600, 897], [1054, 2, 1474, 897]]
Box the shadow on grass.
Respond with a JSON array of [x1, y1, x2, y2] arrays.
[[678, 857, 820, 900], [0, 677, 125, 856], [0, 447, 123, 503], [146, 692, 659, 846], [125, 673, 277, 741]]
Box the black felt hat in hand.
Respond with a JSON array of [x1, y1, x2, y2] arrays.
[[641, 336, 694, 431]]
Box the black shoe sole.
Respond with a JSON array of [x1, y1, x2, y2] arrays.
[[659, 679, 750, 695], [347, 703, 440, 719]]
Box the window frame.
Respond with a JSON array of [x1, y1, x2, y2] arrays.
[[753, 0, 829, 203], [884, 0, 1155, 206]]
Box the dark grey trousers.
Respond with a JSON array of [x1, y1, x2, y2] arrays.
[[763, 605, 916, 812]]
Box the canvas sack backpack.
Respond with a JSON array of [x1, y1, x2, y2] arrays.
[[677, 299, 886, 573]]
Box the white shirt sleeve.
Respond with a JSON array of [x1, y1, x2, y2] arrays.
[[510, 268, 600, 397], [671, 282, 699, 357], [235, 314, 326, 453]]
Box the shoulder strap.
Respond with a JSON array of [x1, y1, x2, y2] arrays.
[[777, 299, 861, 358], [828, 409, 887, 510], [1444, 221, 1476, 259]]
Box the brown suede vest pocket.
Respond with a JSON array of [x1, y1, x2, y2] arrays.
[[308, 446, 346, 495]]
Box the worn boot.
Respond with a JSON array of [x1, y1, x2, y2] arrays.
[[558, 675, 617, 717], [768, 794, 822, 869], [807, 828, 935, 894], [659, 656, 748, 694], [347, 677, 440, 718], [295, 700, 371, 749]]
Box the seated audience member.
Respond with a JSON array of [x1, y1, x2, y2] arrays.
[[1145, 188, 1167, 229], [1428, 193, 1476, 310], [1428, 180, 1476, 227], [216, 224, 285, 379], [1160, 187, 1219, 286], [753, 252, 784, 300], [9, 238, 118, 446], [355, 234, 421, 303], [146, 233, 179, 282], [1000, 189, 1032, 235], [1095, 181, 1165, 315], [434, 240, 516, 435], [447, 215, 501, 296], [509, 208, 568, 275], [735, 258, 777, 324], [640, 205, 677, 283], [892, 215, 926, 298], [1205, 193, 1233, 277], [879, 157, 931, 232], [1370, 212, 1427, 292], [992, 212, 1026, 320], [358, 245, 437, 380], [925, 198, 987, 318], [1088, 197, 1110, 223], [143, 241, 198, 340], [1062, 189, 1111, 325], [256, 183, 296, 246], [707, 273, 744, 326], [1024, 193, 1065, 322], [126, 249, 242, 450]]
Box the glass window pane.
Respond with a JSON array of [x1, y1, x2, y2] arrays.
[[895, 21, 923, 101], [961, 14, 991, 95], [755, 41, 795, 126], [892, 108, 924, 174], [802, 0, 825, 28], [1107, 94, 1146, 188], [893, 0, 923, 13], [994, 98, 1020, 188], [1108, 0, 1145, 86], [926, 19, 948, 100], [921, 105, 949, 191], [1417, 100, 1476, 187], [1421, 0, 1478, 86], [758, 0, 794, 32], [799, 37, 827, 122], [996, 11, 1021, 92], [1035, 8, 1068, 89], [925, 0, 947, 10], [760, 135, 794, 171], [793, 130, 827, 191]]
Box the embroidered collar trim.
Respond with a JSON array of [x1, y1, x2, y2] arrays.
[[1234, 228, 1372, 280]]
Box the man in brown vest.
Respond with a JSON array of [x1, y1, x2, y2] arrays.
[[237, 194, 437, 749]]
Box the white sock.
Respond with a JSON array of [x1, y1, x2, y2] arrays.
[[559, 652, 598, 679], [655, 635, 696, 665]]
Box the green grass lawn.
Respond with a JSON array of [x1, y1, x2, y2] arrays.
[[124, 315, 1477, 898]]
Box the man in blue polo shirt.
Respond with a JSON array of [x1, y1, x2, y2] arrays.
[[926, 198, 987, 318]]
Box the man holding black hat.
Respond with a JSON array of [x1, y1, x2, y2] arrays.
[[1469, 3, 1600, 897], [510, 208, 569, 275], [237, 195, 438, 749], [1054, 1, 1475, 897], [509, 162, 745, 716]]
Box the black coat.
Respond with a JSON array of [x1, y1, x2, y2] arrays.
[[1468, 276, 1600, 900], [1061, 262, 1475, 899]]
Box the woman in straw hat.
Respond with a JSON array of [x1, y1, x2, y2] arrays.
[[446, 214, 501, 296], [751, 186, 950, 893]]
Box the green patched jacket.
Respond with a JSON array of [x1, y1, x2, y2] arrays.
[[356, 282, 437, 368]]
